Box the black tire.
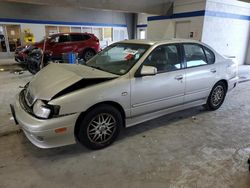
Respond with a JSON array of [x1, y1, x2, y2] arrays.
[[248, 158, 250, 171], [26, 49, 43, 74], [26, 56, 41, 74], [77, 104, 122, 150], [204, 81, 227, 111], [82, 49, 95, 62]]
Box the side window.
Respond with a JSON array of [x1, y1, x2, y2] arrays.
[[50, 36, 59, 43], [143, 45, 181, 73], [204, 47, 215, 64], [70, 34, 82, 42], [83, 34, 91, 40], [183, 44, 207, 68], [58, 35, 70, 43], [70, 34, 91, 42]]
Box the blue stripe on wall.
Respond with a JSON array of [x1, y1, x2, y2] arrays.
[[0, 18, 127, 27], [136, 24, 147, 28], [148, 10, 205, 21], [205, 10, 250, 21], [148, 10, 250, 22]]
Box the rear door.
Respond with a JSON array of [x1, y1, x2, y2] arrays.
[[182, 43, 217, 104], [69, 34, 91, 53], [48, 34, 72, 58]]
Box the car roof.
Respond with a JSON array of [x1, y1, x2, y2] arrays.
[[49, 32, 92, 37], [118, 39, 203, 46]]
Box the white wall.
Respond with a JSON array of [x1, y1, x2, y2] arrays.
[[137, 13, 150, 25], [147, 0, 250, 65], [147, 19, 174, 40], [247, 39, 250, 65], [202, 0, 250, 65]]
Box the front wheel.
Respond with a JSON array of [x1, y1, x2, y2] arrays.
[[77, 104, 122, 150], [204, 81, 227, 110], [26, 55, 41, 74]]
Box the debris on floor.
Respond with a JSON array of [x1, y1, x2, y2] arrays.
[[192, 116, 196, 120], [13, 70, 25, 75]]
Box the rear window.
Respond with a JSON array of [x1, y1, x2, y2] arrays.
[[204, 47, 215, 64], [58, 35, 70, 43], [183, 44, 207, 68], [70, 34, 91, 42]]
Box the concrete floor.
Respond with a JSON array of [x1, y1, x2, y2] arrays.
[[0, 60, 31, 135], [0, 60, 250, 188]]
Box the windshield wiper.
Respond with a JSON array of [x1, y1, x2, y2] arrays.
[[89, 65, 104, 71], [87, 65, 120, 75]]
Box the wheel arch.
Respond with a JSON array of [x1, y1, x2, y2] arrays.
[[81, 47, 96, 55], [216, 79, 228, 92], [74, 101, 126, 140]]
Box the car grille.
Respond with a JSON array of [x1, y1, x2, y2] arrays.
[[20, 90, 33, 115], [25, 89, 35, 106]]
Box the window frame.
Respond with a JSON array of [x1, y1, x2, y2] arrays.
[[181, 43, 216, 69], [203, 46, 216, 65], [138, 43, 184, 75]]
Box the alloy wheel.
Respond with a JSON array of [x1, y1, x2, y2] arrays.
[[87, 113, 116, 144], [84, 51, 94, 61], [211, 85, 224, 107]]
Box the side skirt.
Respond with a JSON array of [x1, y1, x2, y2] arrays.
[[125, 99, 206, 128]]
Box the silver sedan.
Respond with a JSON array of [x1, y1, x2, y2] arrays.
[[11, 39, 238, 149]]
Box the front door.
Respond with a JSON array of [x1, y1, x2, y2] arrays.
[[131, 44, 185, 117]]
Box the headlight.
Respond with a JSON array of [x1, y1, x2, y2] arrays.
[[33, 100, 51, 119]]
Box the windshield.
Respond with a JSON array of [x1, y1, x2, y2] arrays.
[[86, 43, 150, 75], [37, 35, 54, 43]]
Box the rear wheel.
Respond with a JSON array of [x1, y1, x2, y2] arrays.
[[77, 104, 122, 150], [82, 49, 95, 62], [204, 81, 227, 110]]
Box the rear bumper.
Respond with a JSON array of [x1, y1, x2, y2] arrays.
[[228, 76, 238, 92], [12, 94, 80, 148]]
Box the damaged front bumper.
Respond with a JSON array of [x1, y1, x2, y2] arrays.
[[10, 93, 80, 148]]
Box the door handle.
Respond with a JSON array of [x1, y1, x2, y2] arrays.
[[210, 68, 217, 73], [175, 75, 183, 80]]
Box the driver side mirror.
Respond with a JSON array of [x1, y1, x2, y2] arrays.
[[137, 65, 157, 77]]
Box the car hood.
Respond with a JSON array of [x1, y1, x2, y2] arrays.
[[27, 63, 118, 101]]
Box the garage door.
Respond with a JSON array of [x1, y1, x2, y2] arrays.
[[175, 21, 191, 39]]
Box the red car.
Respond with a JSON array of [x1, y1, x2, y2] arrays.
[[15, 32, 101, 63]]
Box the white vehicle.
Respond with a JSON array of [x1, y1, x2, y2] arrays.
[[11, 39, 238, 149]]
